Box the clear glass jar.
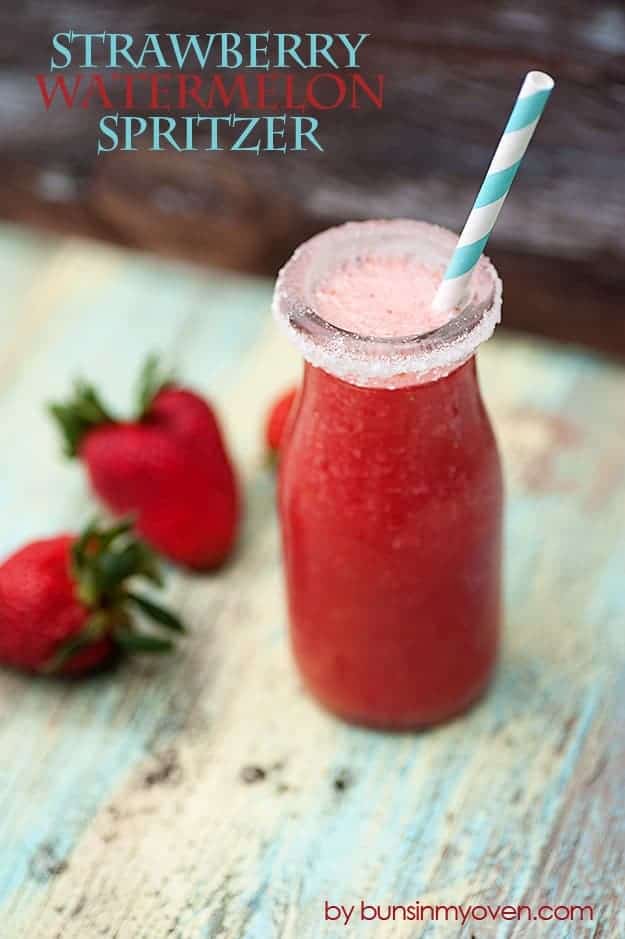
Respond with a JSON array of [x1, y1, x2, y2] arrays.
[[273, 220, 503, 728]]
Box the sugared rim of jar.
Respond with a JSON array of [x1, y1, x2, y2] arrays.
[[272, 219, 502, 389]]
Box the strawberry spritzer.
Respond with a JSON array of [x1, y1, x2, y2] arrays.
[[273, 220, 503, 729]]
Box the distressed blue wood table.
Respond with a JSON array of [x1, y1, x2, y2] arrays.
[[0, 223, 623, 938]]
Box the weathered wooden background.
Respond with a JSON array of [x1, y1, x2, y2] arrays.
[[1, 2, 624, 356], [0, 223, 624, 937]]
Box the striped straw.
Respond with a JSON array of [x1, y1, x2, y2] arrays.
[[432, 70, 554, 314]]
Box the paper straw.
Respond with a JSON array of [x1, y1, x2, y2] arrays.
[[432, 70, 554, 314]]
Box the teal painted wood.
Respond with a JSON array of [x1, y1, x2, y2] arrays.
[[0, 222, 623, 938]]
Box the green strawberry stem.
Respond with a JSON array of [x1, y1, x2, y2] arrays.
[[45, 519, 185, 674], [125, 591, 185, 631], [71, 518, 163, 604], [49, 379, 114, 457], [135, 355, 173, 419], [114, 629, 174, 653]]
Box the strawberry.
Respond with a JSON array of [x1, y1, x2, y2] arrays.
[[50, 358, 239, 569], [0, 519, 184, 675], [265, 387, 298, 460]]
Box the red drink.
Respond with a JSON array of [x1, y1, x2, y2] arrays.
[[273, 220, 503, 728]]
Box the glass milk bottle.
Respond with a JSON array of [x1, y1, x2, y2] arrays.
[[273, 220, 503, 729]]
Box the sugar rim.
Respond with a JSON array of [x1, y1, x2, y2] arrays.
[[272, 219, 503, 389]]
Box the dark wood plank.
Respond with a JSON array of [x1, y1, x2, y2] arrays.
[[1, 2, 624, 355]]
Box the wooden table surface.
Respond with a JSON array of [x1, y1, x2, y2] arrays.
[[0, 223, 623, 938]]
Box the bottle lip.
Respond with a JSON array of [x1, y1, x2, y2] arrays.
[[272, 219, 502, 389]]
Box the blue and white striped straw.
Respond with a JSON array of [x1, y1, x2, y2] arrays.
[[432, 70, 554, 314]]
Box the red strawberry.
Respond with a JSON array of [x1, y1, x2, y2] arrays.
[[265, 387, 298, 460], [51, 358, 239, 569], [0, 520, 184, 675]]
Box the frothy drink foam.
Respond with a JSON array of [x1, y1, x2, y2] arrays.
[[314, 254, 452, 338]]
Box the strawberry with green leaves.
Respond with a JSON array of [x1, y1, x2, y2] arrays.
[[0, 520, 184, 675], [51, 359, 239, 570]]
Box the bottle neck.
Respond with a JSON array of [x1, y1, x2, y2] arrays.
[[294, 358, 490, 465], [301, 356, 483, 429]]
